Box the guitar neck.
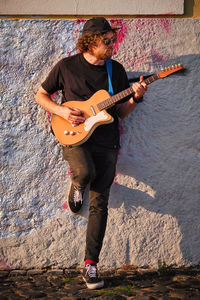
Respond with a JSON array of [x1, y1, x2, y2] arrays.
[[97, 73, 159, 111]]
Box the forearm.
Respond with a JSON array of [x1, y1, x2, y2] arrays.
[[35, 87, 64, 118], [116, 97, 137, 119]]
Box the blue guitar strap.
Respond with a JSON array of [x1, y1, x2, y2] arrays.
[[106, 59, 114, 96]]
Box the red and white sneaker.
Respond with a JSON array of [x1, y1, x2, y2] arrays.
[[82, 264, 104, 289]]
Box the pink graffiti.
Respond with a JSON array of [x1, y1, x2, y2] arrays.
[[131, 54, 151, 68], [73, 18, 86, 40], [131, 48, 167, 68], [45, 92, 58, 121], [0, 256, 10, 270], [110, 19, 127, 54], [159, 19, 171, 34], [62, 202, 69, 210], [75, 18, 86, 25], [134, 19, 171, 35], [50, 92, 57, 99], [151, 48, 167, 64]]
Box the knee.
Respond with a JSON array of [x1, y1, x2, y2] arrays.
[[89, 191, 109, 213], [73, 166, 96, 189]]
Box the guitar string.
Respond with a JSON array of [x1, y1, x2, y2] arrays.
[[97, 74, 159, 111]]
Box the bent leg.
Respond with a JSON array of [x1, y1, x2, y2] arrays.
[[62, 144, 96, 191]]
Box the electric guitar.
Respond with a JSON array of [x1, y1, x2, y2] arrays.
[[51, 64, 183, 146]]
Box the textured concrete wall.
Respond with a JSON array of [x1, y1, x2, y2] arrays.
[[0, 18, 200, 270]]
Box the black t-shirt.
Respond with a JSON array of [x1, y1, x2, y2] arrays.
[[42, 53, 130, 148]]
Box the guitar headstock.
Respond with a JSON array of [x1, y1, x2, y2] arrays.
[[158, 64, 183, 78]]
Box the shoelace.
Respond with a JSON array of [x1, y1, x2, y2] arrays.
[[73, 188, 83, 205], [86, 264, 97, 278]]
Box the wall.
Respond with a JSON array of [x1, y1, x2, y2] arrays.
[[0, 2, 200, 270]]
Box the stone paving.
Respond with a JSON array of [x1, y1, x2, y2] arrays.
[[0, 266, 200, 299]]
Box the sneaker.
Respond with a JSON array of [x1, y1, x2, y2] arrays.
[[67, 183, 84, 214], [82, 264, 104, 289]]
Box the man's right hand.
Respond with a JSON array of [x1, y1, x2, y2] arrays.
[[61, 106, 85, 125]]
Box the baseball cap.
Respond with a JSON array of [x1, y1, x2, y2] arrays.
[[82, 17, 120, 34]]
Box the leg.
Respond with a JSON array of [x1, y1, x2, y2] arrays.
[[85, 145, 118, 263]]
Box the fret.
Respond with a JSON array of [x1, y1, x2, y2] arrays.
[[97, 87, 134, 111], [144, 74, 159, 85], [97, 73, 160, 111]]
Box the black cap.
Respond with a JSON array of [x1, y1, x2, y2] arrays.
[[82, 17, 120, 35]]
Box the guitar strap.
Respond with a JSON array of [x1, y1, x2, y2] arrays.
[[106, 59, 114, 96]]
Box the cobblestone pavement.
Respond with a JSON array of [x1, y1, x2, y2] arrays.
[[0, 266, 200, 299]]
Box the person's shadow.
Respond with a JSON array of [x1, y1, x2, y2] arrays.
[[106, 54, 200, 267]]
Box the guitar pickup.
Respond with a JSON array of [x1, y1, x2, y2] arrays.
[[90, 105, 96, 116]]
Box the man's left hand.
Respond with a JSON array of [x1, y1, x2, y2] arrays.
[[132, 76, 147, 100]]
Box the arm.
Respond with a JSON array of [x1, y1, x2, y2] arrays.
[[35, 87, 85, 125], [116, 76, 147, 119]]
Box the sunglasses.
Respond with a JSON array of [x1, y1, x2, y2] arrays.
[[103, 36, 117, 46]]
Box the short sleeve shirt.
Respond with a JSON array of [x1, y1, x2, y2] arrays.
[[42, 53, 130, 148]]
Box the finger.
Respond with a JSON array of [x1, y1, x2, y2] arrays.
[[70, 114, 85, 123], [132, 82, 141, 92], [141, 83, 147, 91], [70, 110, 83, 116], [140, 76, 147, 90], [140, 75, 144, 82]]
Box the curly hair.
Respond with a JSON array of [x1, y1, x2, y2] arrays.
[[76, 32, 104, 53]]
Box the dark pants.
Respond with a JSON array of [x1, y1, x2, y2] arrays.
[[63, 142, 118, 263]]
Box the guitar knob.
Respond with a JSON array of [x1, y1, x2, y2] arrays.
[[64, 130, 69, 135], [70, 131, 75, 135]]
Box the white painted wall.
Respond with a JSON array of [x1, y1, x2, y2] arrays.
[[0, 17, 200, 269], [0, 0, 184, 15]]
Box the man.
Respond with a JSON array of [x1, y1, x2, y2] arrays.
[[35, 17, 147, 289]]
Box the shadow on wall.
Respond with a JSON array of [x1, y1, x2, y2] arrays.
[[109, 53, 200, 266]]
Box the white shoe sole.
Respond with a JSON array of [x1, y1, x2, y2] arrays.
[[83, 277, 104, 289]]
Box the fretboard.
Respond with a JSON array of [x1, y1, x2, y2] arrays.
[[97, 73, 159, 111]]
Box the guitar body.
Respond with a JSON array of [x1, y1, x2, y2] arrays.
[[51, 89, 113, 146]]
